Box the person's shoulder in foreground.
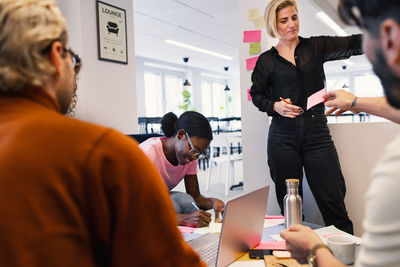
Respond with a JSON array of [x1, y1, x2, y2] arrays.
[[356, 134, 400, 267], [0, 101, 205, 266]]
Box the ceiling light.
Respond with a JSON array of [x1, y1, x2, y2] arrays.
[[166, 39, 233, 60], [316, 11, 347, 36]]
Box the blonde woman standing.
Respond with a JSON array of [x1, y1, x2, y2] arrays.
[[250, 0, 362, 234]]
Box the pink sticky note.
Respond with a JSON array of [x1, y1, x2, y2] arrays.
[[307, 88, 326, 110], [246, 56, 258, 70], [247, 88, 252, 101], [264, 215, 284, 219], [321, 233, 343, 238], [243, 30, 261, 43], [254, 241, 286, 250], [178, 226, 196, 234]]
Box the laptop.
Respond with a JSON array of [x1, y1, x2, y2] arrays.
[[188, 186, 270, 267]]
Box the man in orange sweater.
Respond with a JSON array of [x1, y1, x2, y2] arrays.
[[0, 0, 204, 266]]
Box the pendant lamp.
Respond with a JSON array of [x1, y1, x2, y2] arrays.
[[224, 66, 230, 91], [183, 57, 191, 87]]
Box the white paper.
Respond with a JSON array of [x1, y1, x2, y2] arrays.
[[228, 260, 265, 267], [270, 234, 284, 241], [315, 225, 363, 245]]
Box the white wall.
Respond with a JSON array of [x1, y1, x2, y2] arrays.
[[58, 0, 138, 134], [237, 0, 281, 215]]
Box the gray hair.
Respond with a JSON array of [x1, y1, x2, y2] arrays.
[[0, 0, 67, 92]]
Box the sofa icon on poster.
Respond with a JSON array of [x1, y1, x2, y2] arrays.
[[106, 21, 119, 35]]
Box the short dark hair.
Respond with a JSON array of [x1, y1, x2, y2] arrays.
[[338, 0, 400, 38], [160, 111, 213, 140]]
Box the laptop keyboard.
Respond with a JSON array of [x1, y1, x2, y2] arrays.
[[189, 233, 220, 266]]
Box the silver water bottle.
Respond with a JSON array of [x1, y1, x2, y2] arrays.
[[284, 179, 303, 228]]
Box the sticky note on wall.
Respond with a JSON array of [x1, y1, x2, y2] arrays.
[[249, 42, 261, 55], [247, 89, 252, 101], [248, 8, 259, 21], [253, 15, 265, 29], [246, 56, 259, 70], [243, 30, 261, 43]]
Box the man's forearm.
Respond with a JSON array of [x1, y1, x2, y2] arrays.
[[315, 248, 346, 267], [354, 97, 400, 124]]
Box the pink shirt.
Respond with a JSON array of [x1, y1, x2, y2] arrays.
[[139, 137, 198, 190]]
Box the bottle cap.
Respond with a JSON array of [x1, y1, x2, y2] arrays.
[[285, 179, 299, 183]]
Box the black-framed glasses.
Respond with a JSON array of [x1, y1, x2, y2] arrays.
[[185, 132, 207, 160], [63, 47, 81, 74]]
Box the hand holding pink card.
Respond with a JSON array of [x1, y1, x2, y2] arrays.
[[307, 88, 326, 110]]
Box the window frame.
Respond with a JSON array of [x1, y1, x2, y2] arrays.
[[143, 65, 188, 116]]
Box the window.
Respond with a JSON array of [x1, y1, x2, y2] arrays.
[[325, 69, 385, 123], [212, 82, 225, 118], [326, 77, 350, 92], [165, 74, 183, 115], [201, 78, 226, 117], [144, 71, 162, 117], [201, 82, 213, 116], [143, 65, 190, 116], [354, 73, 384, 97]]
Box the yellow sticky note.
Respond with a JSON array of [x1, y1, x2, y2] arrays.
[[248, 8, 259, 21], [249, 42, 261, 55], [253, 15, 265, 29]]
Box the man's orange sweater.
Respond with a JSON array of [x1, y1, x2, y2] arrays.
[[0, 89, 205, 267]]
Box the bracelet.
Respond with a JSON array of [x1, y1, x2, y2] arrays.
[[308, 243, 333, 267], [350, 96, 358, 108]]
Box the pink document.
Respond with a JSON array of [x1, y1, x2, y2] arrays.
[[307, 88, 326, 110], [243, 30, 261, 43], [254, 241, 286, 250], [264, 215, 284, 219], [178, 226, 196, 234], [246, 56, 259, 70]]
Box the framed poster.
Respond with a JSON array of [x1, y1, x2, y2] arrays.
[[96, 1, 128, 64]]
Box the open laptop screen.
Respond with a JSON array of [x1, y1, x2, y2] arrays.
[[216, 186, 269, 267]]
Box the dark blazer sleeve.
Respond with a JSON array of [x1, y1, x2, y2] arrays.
[[250, 53, 278, 116], [312, 34, 363, 62]]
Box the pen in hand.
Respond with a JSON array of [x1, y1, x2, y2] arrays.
[[279, 97, 292, 105], [191, 201, 201, 211], [216, 208, 223, 223], [279, 97, 304, 114]]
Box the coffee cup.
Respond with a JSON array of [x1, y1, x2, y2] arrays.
[[326, 235, 356, 265]]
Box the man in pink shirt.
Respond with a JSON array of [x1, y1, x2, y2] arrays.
[[140, 111, 224, 227]]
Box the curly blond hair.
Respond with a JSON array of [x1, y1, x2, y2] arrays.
[[0, 0, 67, 92], [264, 0, 298, 38]]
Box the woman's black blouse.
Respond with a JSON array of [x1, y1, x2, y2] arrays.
[[250, 35, 363, 116]]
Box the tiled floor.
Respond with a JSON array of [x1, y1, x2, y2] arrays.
[[173, 160, 244, 204]]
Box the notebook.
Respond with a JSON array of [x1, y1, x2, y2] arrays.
[[189, 186, 270, 267]]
